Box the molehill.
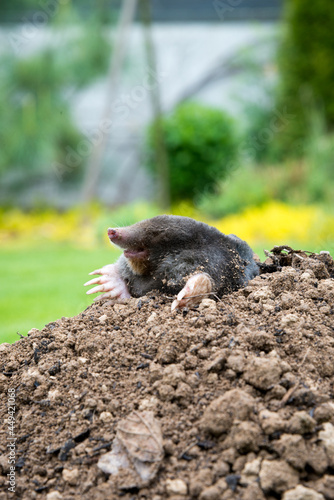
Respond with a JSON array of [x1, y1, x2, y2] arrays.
[[1, 248, 334, 500]]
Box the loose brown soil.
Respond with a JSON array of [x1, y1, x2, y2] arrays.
[[1, 248, 334, 500]]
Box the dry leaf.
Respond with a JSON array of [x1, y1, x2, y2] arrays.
[[98, 411, 164, 487]]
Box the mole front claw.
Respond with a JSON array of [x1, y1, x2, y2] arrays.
[[171, 273, 213, 311], [84, 263, 131, 302]]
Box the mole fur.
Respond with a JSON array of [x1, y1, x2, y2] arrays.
[[113, 215, 259, 299]]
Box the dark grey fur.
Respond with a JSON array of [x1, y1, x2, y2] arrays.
[[114, 215, 259, 299]]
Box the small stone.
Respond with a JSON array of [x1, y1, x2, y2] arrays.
[[100, 411, 113, 422], [138, 396, 159, 411], [165, 478, 188, 496], [62, 468, 79, 486], [282, 485, 325, 500], [48, 389, 62, 402], [147, 312, 158, 324], [99, 314, 108, 323], [198, 299, 216, 310], [79, 357, 88, 364], [240, 458, 262, 486], [259, 459, 299, 494], [46, 492, 63, 500]]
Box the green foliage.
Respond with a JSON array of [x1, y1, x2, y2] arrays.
[[303, 118, 334, 205], [146, 103, 238, 203], [275, 0, 334, 154], [0, 7, 111, 188], [198, 127, 334, 218], [199, 167, 271, 218]]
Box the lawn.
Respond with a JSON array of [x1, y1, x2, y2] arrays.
[[0, 244, 120, 344]]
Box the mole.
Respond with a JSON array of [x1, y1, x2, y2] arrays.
[[84, 215, 259, 310]]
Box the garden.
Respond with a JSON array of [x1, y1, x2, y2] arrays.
[[1, 2, 334, 499]]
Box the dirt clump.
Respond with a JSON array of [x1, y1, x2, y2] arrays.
[[1, 249, 334, 499]]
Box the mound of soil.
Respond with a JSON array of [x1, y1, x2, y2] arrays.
[[1, 248, 334, 500]]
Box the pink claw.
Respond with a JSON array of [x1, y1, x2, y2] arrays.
[[84, 263, 131, 302], [171, 273, 213, 311]]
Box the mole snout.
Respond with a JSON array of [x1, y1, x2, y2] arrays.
[[108, 228, 123, 244], [108, 228, 118, 238]]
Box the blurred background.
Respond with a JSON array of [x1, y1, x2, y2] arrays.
[[1, 0, 333, 343]]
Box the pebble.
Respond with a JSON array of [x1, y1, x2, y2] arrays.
[[165, 479, 188, 496], [62, 468, 79, 486], [99, 411, 113, 422], [198, 299, 216, 310], [46, 492, 63, 500], [147, 312, 158, 324], [282, 485, 325, 500]]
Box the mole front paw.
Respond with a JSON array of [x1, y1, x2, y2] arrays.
[[84, 264, 131, 302], [171, 273, 213, 311]]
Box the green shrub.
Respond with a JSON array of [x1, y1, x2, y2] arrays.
[[275, 0, 334, 155], [198, 166, 271, 218], [146, 102, 238, 203]]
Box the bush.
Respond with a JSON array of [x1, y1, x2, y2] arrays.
[[146, 102, 238, 203], [275, 0, 334, 154], [198, 166, 271, 218]]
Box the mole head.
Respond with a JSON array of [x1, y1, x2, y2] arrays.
[[108, 215, 208, 273]]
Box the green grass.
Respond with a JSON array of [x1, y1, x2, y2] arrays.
[[0, 244, 120, 344]]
